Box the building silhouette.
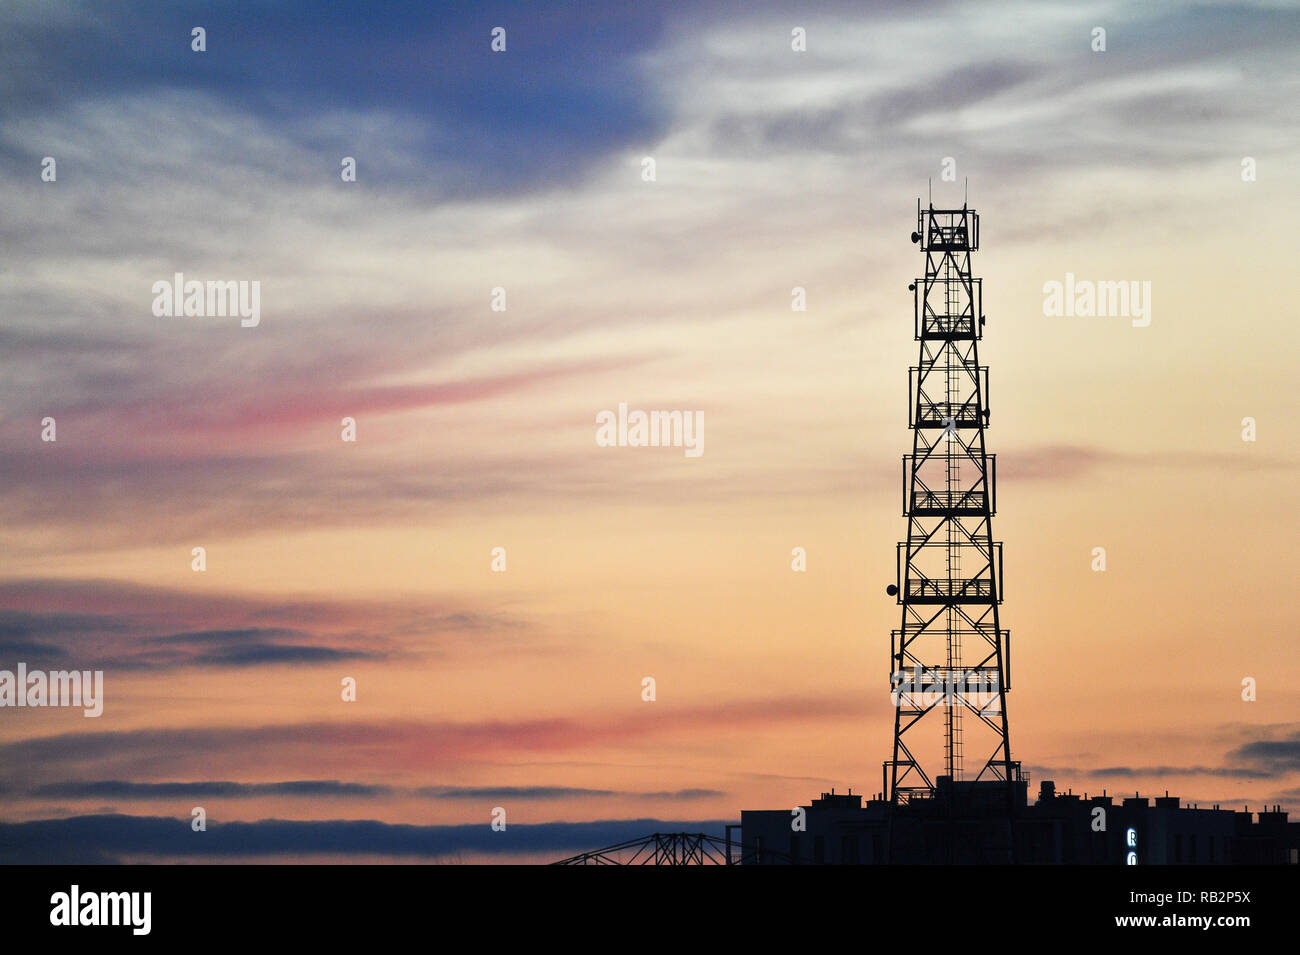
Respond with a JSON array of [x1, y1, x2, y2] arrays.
[[741, 780, 1299, 864]]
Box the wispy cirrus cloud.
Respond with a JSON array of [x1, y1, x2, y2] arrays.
[[0, 578, 535, 671], [0, 813, 737, 864], [1227, 732, 1300, 775], [28, 780, 725, 802], [0, 0, 672, 197], [0, 620, 383, 670], [0, 695, 877, 789], [31, 779, 395, 800], [1029, 724, 1300, 785], [1030, 764, 1275, 781]]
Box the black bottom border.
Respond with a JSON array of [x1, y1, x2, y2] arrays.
[[5, 863, 1290, 941]]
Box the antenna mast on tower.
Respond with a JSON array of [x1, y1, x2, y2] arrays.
[[885, 200, 1021, 851]]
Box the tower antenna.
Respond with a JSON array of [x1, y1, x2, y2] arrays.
[[886, 198, 1020, 861]]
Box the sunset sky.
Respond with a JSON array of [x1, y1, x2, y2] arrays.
[[1, 0, 1298, 863]]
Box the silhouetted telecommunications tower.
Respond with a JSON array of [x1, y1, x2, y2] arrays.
[[885, 201, 1021, 809]]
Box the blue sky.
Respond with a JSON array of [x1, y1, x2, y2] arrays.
[[2, 0, 673, 195]]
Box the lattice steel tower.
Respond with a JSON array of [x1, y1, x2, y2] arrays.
[[885, 201, 1021, 809]]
